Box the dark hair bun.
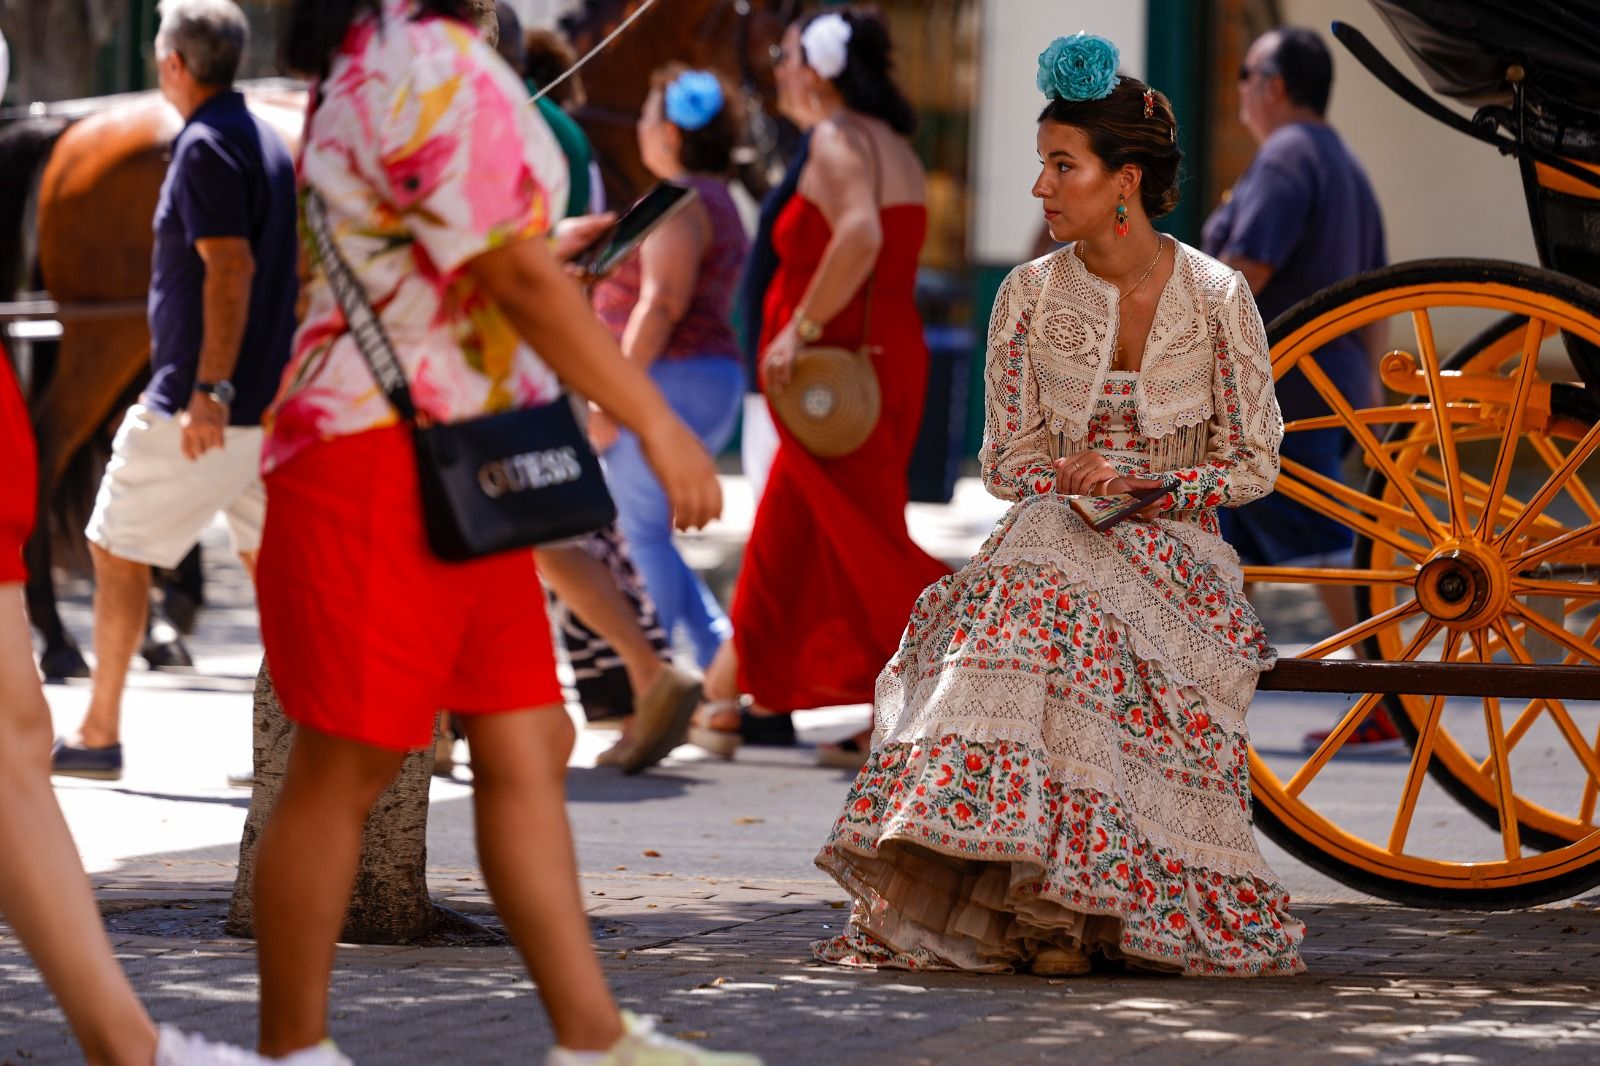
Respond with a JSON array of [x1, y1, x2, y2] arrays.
[[1037, 75, 1182, 219], [806, 5, 916, 136]]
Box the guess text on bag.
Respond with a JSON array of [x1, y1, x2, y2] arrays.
[[478, 447, 584, 498]]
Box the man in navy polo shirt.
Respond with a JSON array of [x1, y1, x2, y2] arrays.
[[53, 0, 297, 780], [1202, 26, 1396, 752]]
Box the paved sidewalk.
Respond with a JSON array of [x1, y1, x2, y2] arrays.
[[5, 868, 1600, 1065], [11, 473, 1600, 1064]]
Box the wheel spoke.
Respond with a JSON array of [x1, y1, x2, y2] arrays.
[[1507, 601, 1600, 666], [1285, 692, 1388, 800], [1285, 620, 1441, 799], [1388, 631, 1463, 854], [1531, 434, 1600, 525], [1476, 319, 1546, 539], [1485, 619, 1600, 817], [1293, 355, 1448, 542], [1242, 566, 1415, 587], [1513, 579, 1600, 601], [1498, 419, 1600, 549], [1286, 403, 1436, 436], [1298, 599, 1422, 661], [1281, 456, 1432, 532], [1473, 632, 1523, 861], [1516, 519, 1600, 573], [1407, 458, 1569, 542], [1415, 310, 1470, 537], [1275, 463, 1431, 563]]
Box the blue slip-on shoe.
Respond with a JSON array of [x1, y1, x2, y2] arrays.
[[50, 737, 124, 780]]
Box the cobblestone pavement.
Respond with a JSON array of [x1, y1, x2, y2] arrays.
[[5, 868, 1600, 1065]]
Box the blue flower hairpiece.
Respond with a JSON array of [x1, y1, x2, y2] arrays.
[[1037, 32, 1120, 102], [665, 70, 725, 132]]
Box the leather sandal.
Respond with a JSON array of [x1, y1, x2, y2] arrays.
[[687, 699, 743, 759]]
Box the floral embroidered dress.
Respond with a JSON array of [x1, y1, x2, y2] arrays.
[[813, 241, 1306, 977], [262, 0, 569, 473]]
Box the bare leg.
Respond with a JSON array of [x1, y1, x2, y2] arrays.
[[536, 544, 664, 697], [0, 585, 157, 1066], [458, 709, 624, 1051], [703, 640, 739, 703], [74, 544, 150, 748], [253, 725, 406, 1057]]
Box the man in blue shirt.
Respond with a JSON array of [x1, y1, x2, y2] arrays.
[[53, 0, 298, 780], [1202, 26, 1397, 751]]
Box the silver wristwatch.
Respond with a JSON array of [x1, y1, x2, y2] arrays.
[[196, 380, 236, 406]]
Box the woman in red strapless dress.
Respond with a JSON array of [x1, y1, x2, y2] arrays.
[[694, 8, 950, 763]]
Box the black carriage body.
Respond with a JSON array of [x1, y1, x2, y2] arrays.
[[1366, 0, 1600, 389]]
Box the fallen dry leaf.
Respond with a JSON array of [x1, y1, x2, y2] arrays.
[[643, 849, 661, 858], [827, 900, 847, 909], [676, 1031, 710, 1042], [734, 816, 764, 825], [614, 865, 627, 871]]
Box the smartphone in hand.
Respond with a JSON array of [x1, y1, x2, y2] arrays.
[[570, 181, 699, 278]]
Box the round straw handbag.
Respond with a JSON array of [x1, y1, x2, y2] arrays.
[[766, 344, 880, 458]]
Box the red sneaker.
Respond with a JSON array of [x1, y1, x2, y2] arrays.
[[1300, 707, 1408, 755]]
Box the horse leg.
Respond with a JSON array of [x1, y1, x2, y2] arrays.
[[156, 545, 204, 635], [24, 532, 87, 681], [27, 321, 155, 678]]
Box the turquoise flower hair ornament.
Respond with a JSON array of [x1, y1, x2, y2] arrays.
[[1037, 32, 1121, 102], [665, 70, 725, 131]]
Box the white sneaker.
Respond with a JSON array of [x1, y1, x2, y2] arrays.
[[155, 1027, 354, 1066], [273, 1040, 354, 1066], [546, 1012, 762, 1066], [155, 1027, 266, 1066]]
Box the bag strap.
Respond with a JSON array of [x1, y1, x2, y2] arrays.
[[303, 188, 420, 423]]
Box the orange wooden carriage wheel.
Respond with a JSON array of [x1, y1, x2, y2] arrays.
[[1244, 260, 1600, 907]]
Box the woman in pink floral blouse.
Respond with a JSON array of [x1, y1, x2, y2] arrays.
[[813, 35, 1305, 978], [255, 3, 756, 1064]]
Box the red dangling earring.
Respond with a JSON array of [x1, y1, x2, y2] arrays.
[[1114, 193, 1129, 238]]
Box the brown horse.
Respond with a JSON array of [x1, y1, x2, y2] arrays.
[[562, 0, 800, 206], [0, 0, 794, 679]]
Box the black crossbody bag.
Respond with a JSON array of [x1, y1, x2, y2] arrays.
[[305, 189, 616, 562]]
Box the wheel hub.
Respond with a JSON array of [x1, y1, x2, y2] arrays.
[[1414, 541, 1510, 629]]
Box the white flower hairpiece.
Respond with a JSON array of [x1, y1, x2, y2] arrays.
[[801, 13, 852, 81]]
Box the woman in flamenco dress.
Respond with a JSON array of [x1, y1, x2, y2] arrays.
[[812, 34, 1307, 977]]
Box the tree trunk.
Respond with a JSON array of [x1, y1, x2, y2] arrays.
[[227, 662, 439, 944]]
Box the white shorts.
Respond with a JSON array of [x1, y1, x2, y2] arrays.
[[84, 404, 266, 569]]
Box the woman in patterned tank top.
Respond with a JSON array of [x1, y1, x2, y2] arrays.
[[589, 66, 750, 768]]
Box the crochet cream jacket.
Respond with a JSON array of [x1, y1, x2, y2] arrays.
[[980, 241, 1284, 513]]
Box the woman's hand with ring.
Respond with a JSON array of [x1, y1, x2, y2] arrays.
[[1052, 450, 1123, 496], [760, 321, 801, 394]]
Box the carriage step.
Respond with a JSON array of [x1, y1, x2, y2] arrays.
[[1258, 659, 1600, 700]]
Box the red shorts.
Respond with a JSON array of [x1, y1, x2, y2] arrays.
[[256, 423, 564, 751], [0, 349, 36, 585]]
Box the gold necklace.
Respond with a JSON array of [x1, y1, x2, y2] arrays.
[[1077, 236, 1165, 303]]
